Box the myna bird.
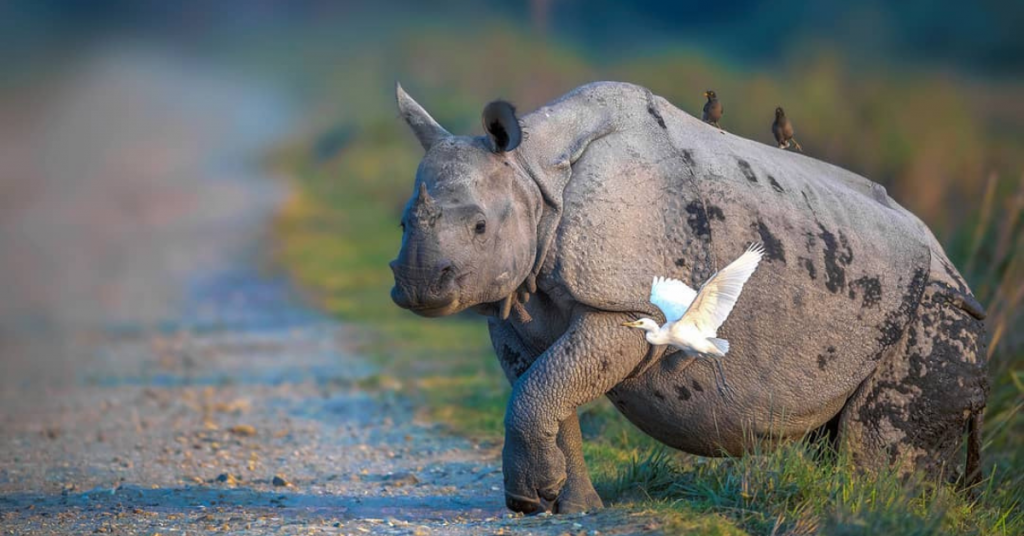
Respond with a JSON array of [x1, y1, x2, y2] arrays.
[[702, 90, 723, 128], [772, 107, 803, 152]]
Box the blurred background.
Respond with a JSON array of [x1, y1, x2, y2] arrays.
[[1, 0, 1021, 531]]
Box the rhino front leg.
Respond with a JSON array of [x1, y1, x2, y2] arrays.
[[503, 311, 648, 514], [488, 319, 604, 513], [553, 412, 604, 513]]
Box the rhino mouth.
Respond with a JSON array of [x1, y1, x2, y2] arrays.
[[390, 273, 470, 317], [407, 299, 463, 317]]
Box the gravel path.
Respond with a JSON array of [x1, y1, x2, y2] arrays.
[[0, 49, 654, 535]]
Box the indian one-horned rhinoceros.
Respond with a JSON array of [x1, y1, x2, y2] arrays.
[[388, 81, 989, 514]]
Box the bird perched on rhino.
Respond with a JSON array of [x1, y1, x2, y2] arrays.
[[622, 242, 765, 394], [702, 90, 724, 129], [772, 106, 803, 152]]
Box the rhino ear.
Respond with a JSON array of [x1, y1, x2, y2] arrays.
[[396, 82, 451, 151], [481, 100, 522, 153]]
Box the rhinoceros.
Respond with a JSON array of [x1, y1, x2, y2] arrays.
[[388, 81, 988, 514]]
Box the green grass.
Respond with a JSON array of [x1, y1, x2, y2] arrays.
[[272, 23, 1023, 535], [604, 439, 1021, 535]]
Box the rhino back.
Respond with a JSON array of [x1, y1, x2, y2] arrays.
[[552, 91, 931, 412]]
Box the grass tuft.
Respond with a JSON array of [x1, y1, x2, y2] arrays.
[[599, 436, 1022, 535]]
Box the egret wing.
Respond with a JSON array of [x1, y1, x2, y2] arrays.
[[676, 242, 764, 337], [649, 276, 698, 323]]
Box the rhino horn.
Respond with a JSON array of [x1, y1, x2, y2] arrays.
[[396, 82, 451, 151], [417, 182, 433, 205], [414, 182, 441, 224]]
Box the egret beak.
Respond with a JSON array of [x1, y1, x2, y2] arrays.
[[621, 320, 643, 328]]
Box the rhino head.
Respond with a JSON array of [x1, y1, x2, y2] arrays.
[[389, 84, 541, 317]]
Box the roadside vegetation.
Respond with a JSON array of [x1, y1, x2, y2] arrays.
[[273, 24, 1022, 535]]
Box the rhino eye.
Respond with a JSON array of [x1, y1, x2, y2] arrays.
[[474, 220, 487, 234]]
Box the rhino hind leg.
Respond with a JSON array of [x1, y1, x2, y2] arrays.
[[836, 279, 988, 483]]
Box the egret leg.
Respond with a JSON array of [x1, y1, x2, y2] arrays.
[[714, 357, 730, 395], [703, 354, 728, 396]]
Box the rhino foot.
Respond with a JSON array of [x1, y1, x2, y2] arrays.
[[505, 492, 544, 515], [554, 481, 604, 514], [503, 435, 567, 515]]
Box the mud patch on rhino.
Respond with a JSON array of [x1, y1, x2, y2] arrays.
[[856, 281, 987, 472], [817, 346, 837, 370], [675, 384, 692, 401], [647, 104, 667, 129], [767, 175, 785, 193], [737, 159, 758, 183], [875, 268, 928, 351], [817, 224, 854, 293], [939, 257, 969, 295], [685, 201, 725, 239], [500, 343, 532, 377], [691, 379, 704, 392], [675, 258, 686, 267], [754, 220, 786, 264], [849, 276, 883, 309], [680, 149, 696, 168], [798, 257, 817, 280]]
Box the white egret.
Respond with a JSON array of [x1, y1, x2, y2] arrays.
[[623, 242, 765, 394]]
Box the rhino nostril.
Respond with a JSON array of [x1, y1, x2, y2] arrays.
[[391, 285, 412, 308], [433, 260, 458, 294]]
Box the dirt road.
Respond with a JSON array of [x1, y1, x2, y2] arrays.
[[0, 49, 651, 535]]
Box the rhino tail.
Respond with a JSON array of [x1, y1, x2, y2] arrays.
[[962, 409, 984, 493], [707, 337, 730, 355]]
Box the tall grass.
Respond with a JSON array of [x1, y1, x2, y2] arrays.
[[604, 437, 1021, 535], [947, 174, 1024, 477]]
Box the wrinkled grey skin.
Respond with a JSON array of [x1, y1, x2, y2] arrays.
[[389, 82, 989, 514]]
